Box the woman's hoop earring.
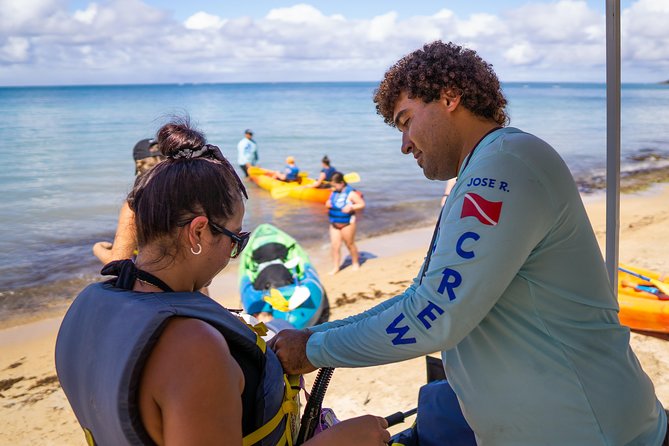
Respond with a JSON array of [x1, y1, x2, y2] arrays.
[[190, 243, 202, 255]]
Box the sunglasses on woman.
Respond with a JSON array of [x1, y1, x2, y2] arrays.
[[208, 221, 250, 258]]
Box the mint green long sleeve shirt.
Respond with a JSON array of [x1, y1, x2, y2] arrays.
[[307, 128, 666, 446]]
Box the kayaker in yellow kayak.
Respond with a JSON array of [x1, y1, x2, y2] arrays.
[[271, 156, 301, 182], [308, 155, 338, 188]]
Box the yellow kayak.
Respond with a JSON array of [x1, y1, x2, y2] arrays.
[[248, 166, 331, 203], [617, 264, 669, 334]]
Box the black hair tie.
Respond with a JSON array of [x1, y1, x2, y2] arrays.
[[101, 259, 174, 293]]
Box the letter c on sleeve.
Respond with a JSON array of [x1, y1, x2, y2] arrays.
[[456, 231, 480, 259]]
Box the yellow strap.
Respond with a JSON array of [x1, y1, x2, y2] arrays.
[[255, 332, 267, 353], [242, 403, 287, 446], [83, 428, 96, 446], [242, 375, 300, 446]]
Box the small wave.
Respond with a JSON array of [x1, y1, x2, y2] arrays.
[[575, 149, 669, 194], [0, 274, 99, 329]]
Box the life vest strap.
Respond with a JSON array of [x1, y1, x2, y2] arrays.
[[242, 374, 301, 446]]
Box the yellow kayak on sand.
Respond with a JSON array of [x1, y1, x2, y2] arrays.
[[618, 264, 669, 334]]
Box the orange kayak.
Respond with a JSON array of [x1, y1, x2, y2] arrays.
[[248, 166, 331, 203], [617, 264, 669, 333]]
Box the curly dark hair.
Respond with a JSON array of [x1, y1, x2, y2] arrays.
[[373, 41, 508, 126]]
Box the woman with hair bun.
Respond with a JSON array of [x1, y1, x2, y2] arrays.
[[309, 155, 338, 189], [55, 118, 389, 446]]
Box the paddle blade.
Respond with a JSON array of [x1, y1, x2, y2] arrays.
[[650, 278, 669, 296], [264, 288, 290, 312], [289, 286, 311, 310], [619, 265, 669, 296], [271, 186, 293, 199], [343, 172, 361, 183]]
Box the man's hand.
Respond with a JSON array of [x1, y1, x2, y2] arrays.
[[268, 329, 317, 374]]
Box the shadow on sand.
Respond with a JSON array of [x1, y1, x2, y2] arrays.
[[338, 251, 378, 271]]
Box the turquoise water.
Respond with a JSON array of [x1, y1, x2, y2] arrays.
[[1, 82, 669, 322]]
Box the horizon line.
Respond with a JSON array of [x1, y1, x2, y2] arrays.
[[1, 79, 668, 89]]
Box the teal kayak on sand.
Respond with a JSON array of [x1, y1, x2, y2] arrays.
[[238, 223, 329, 329]]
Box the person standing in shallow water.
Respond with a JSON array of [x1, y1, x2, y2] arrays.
[[270, 41, 668, 445], [326, 172, 365, 274], [55, 118, 390, 446], [237, 128, 258, 177]]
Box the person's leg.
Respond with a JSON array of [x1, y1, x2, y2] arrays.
[[340, 219, 360, 270], [240, 164, 249, 177], [329, 225, 343, 275]]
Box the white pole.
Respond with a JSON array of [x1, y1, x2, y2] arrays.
[[605, 0, 621, 293]]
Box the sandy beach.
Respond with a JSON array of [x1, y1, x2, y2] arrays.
[[1, 186, 669, 445]]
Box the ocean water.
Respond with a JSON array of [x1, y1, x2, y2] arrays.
[[1, 81, 669, 324]]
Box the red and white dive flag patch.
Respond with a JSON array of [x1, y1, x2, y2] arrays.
[[460, 193, 503, 226]]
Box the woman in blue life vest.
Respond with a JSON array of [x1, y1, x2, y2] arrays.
[[55, 119, 389, 446], [309, 155, 337, 188], [272, 156, 300, 182], [326, 172, 366, 275]]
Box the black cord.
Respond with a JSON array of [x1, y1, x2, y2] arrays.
[[295, 367, 335, 445]]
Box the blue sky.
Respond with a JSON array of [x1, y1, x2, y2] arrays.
[[1, 0, 666, 86], [65, 0, 634, 21]]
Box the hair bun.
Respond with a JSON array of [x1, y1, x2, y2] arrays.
[[156, 118, 206, 158]]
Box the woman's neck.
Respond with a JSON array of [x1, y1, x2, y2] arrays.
[[134, 248, 197, 293]]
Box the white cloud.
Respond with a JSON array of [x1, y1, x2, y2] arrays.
[[74, 3, 98, 25], [0, 0, 667, 85], [367, 12, 398, 42], [623, 0, 669, 67], [456, 13, 505, 39], [506, 0, 602, 44], [185, 12, 226, 30], [504, 42, 540, 65], [0, 37, 30, 63], [0, 0, 60, 31], [266, 4, 340, 23]]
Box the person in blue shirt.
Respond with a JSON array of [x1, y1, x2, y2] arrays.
[[237, 129, 258, 177], [272, 156, 300, 182], [309, 155, 338, 188], [270, 41, 668, 445]]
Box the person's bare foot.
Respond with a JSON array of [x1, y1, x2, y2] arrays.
[[352, 263, 360, 271], [328, 267, 339, 275]]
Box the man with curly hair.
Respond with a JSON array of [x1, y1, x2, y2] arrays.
[[271, 41, 667, 445]]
